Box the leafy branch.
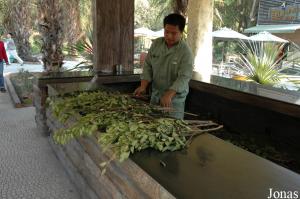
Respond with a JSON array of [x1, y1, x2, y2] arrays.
[[48, 90, 222, 173]]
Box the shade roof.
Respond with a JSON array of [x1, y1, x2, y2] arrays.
[[244, 24, 300, 34], [152, 29, 164, 37], [212, 27, 249, 41], [249, 31, 289, 43], [134, 27, 155, 37], [134, 27, 164, 38]]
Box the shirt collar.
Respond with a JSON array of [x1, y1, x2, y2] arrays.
[[163, 39, 182, 54]]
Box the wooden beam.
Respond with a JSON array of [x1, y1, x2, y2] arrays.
[[93, 0, 134, 73]]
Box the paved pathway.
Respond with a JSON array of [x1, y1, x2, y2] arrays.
[[3, 61, 81, 75], [0, 92, 80, 199]]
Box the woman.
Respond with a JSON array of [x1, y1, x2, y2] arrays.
[[5, 33, 24, 65], [0, 40, 9, 92]]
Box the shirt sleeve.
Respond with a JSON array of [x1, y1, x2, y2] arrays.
[[3, 49, 8, 63], [169, 47, 194, 93], [140, 43, 154, 82], [0, 42, 8, 63]]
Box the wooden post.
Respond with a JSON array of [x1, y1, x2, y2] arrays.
[[93, 0, 134, 73], [187, 0, 213, 81]]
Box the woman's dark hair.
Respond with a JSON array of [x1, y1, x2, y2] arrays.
[[163, 13, 186, 32]]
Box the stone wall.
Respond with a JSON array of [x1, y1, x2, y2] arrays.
[[33, 84, 49, 135], [33, 72, 94, 136]]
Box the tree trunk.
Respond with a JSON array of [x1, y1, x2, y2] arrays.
[[3, 0, 37, 62], [93, 0, 134, 73], [173, 0, 189, 16], [37, 0, 64, 72], [249, 0, 259, 27], [236, 0, 259, 32], [62, 0, 83, 45], [187, 0, 213, 81]]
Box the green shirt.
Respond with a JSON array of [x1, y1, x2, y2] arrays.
[[141, 37, 194, 105]]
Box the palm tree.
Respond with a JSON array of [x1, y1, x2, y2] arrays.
[[2, 0, 37, 62], [37, 0, 64, 72], [66, 28, 93, 71], [213, 0, 259, 32], [235, 41, 285, 85], [0, 0, 8, 26], [62, 0, 83, 45], [173, 0, 189, 16]]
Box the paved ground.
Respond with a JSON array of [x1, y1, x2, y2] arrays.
[[0, 92, 80, 199], [4, 60, 81, 75]]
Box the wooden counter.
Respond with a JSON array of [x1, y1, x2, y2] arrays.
[[42, 74, 300, 199]]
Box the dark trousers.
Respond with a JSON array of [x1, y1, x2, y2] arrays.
[[0, 60, 4, 88]]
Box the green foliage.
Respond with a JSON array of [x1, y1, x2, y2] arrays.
[[0, 0, 8, 25], [13, 69, 37, 92], [49, 90, 194, 166], [71, 28, 93, 60], [29, 33, 42, 55], [10, 69, 38, 104], [0, 26, 4, 36], [282, 44, 300, 87], [213, 41, 240, 63], [214, 0, 258, 31], [79, 0, 92, 32], [65, 28, 93, 71], [98, 119, 188, 162], [135, 0, 173, 30], [222, 0, 236, 6], [234, 42, 284, 85]]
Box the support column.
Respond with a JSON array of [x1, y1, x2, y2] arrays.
[[93, 0, 134, 73], [187, 0, 213, 81]]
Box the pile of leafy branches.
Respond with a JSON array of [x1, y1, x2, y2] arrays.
[[49, 90, 216, 169]]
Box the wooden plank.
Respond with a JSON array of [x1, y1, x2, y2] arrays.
[[47, 109, 175, 199], [189, 80, 300, 118], [5, 76, 22, 108], [49, 137, 99, 199], [93, 0, 134, 73], [120, 0, 134, 72]]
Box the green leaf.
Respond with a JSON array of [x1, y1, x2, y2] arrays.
[[101, 168, 107, 176], [99, 162, 107, 167], [130, 124, 138, 131], [119, 152, 130, 162]]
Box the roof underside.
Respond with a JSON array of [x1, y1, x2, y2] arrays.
[[244, 24, 300, 34]]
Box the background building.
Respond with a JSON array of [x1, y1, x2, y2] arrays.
[[245, 0, 300, 45]]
